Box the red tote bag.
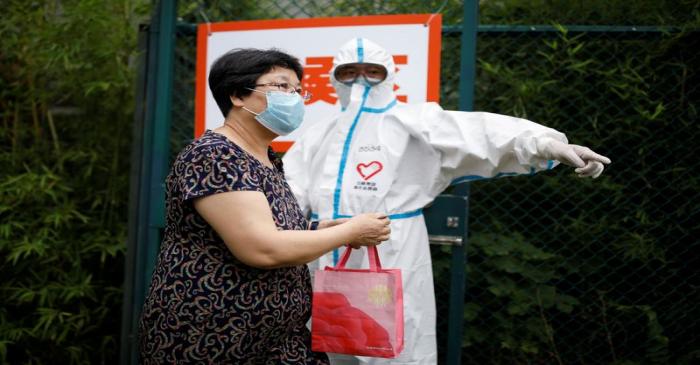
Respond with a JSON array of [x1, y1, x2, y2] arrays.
[[311, 246, 404, 358]]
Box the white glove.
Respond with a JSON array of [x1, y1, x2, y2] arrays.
[[537, 138, 611, 178]]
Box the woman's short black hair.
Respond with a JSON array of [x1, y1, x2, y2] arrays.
[[208, 48, 304, 117]]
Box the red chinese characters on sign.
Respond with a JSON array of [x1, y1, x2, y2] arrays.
[[302, 55, 409, 105], [392, 55, 408, 103], [303, 57, 337, 105]]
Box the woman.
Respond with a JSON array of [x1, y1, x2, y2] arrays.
[[138, 48, 391, 364]]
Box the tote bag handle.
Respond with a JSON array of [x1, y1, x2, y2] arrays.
[[335, 245, 382, 272]]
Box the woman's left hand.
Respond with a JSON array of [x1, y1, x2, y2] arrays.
[[320, 218, 387, 249]]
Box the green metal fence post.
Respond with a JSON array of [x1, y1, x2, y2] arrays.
[[460, 0, 478, 112], [120, 1, 177, 364], [146, 0, 177, 287], [123, 19, 161, 365], [444, 1, 479, 364], [120, 23, 151, 365]]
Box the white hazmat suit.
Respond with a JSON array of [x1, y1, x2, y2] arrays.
[[283, 38, 608, 364]]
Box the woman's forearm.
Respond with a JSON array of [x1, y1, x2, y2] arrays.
[[248, 224, 358, 269], [194, 191, 384, 270]]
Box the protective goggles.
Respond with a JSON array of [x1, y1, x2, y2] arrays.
[[333, 63, 388, 85]]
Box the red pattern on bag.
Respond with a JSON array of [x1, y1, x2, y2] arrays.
[[311, 246, 404, 358]]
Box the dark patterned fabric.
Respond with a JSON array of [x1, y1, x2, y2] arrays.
[[139, 130, 329, 364]]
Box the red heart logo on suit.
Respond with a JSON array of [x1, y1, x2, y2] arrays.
[[356, 161, 383, 181]]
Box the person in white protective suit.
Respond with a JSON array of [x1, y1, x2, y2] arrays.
[[282, 38, 611, 364]]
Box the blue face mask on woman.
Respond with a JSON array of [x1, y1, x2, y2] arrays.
[[242, 89, 305, 136]]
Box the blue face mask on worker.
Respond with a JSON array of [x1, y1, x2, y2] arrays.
[[243, 88, 305, 136]]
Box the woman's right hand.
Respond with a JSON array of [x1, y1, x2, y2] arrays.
[[346, 213, 391, 248]]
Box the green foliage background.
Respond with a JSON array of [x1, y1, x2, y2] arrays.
[[0, 0, 149, 363], [1, 0, 698, 364], [440, 2, 699, 364]]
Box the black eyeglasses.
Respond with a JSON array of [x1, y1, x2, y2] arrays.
[[255, 83, 312, 101]]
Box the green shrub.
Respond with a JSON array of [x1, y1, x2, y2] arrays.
[[0, 1, 148, 363]]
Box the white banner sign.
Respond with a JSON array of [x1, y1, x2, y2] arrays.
[[195, 14, 442, 151]]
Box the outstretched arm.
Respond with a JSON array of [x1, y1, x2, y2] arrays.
[[398, 103, 611, 198], [403, 104, 566, 195]]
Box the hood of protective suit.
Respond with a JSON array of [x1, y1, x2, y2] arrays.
[[330, 38, 397, 109]]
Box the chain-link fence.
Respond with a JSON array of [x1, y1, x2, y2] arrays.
[[463, 26, 699, 365], [160, 1, 699, 364]]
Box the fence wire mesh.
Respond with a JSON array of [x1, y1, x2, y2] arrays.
[[165, 2, 698, 364], [463, 27, 698, 365]]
